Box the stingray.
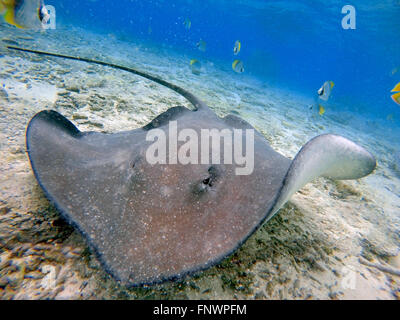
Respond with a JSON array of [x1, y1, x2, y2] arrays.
[[8, 46, 377, 286]]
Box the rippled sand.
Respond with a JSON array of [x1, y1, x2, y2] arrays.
[[0, 25, 399, 300]]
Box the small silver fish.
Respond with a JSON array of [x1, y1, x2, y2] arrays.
[[190, 59, 201, 75], [196, 40, 206, 52], [232, 59, 244, 73], [233, 40, 241, 55], [318, 81, 335, 101], [183, 18, 191, 30]]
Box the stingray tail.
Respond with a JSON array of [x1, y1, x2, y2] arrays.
[[6, 45, 208, 111], [269, 134, 376, 220]]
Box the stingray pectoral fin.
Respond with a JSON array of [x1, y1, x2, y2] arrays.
[[269, 134, 376, 219]]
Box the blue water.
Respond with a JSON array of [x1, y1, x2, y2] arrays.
[[47, 0, 400, 119]]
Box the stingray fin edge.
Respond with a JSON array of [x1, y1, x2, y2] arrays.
[[268, 134, 376, 219], [142, 106, 189, 130], [27, 110, 82, 138]]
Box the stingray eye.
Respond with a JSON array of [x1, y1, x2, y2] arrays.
[[202, 177, 212, 187]]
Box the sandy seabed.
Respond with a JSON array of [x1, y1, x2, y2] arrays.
[[0, 24, 399, 300]]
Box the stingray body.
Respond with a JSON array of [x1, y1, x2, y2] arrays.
[[8, 46, 376, 286]]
